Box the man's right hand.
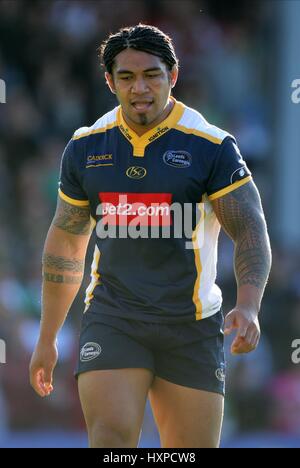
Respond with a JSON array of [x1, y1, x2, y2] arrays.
[[29, 340, 58, 397]]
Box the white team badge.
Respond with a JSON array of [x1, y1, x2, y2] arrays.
[[80, 342, 102, 362], [215, 367, 226, 382], [230, 167, 247, 184]]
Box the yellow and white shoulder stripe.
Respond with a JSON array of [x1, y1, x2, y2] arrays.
[[72, 107, 119, 141], [175, 104, 233, 145]]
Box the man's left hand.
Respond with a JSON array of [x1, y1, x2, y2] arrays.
[[224, 307, 260, 355]]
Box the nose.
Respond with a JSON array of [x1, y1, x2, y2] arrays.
[[131, 77, 149, 94]]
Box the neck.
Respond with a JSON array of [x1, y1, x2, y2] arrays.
[[122, 98, 175, 136]]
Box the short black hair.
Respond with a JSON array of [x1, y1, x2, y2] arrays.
[[99, 24, 178, 74]]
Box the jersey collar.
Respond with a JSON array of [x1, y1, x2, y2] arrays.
[[117, 97, 185, 157]]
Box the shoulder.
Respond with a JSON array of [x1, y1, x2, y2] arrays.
[[175, 102, 234, 146], [72, 106, 119, 142]]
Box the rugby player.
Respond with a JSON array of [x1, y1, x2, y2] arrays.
[[30, 24, 272, 448]]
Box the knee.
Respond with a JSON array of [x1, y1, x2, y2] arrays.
[[159, 424, 220, 448], [88, 420, 138, 448]]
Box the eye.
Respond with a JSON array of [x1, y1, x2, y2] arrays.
[[119, 76, 132, 81], [146, 74, 161, 78]]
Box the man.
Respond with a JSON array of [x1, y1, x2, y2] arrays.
[[29, 24, 272, 448]]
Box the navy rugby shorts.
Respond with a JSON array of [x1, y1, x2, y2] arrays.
[[75, 310, 225, 396]]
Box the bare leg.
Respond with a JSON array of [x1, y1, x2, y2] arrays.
[[78, 368, 154, 448], [149, 377, 224, 448]]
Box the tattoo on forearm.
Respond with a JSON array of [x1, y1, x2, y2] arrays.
[[43, 272, 82, 284], [213, 181, 272, 290], [53, 199, 91, 235], [43, 254, 84, 273]]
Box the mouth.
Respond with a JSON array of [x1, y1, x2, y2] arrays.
[[131, 100, 154, 113]]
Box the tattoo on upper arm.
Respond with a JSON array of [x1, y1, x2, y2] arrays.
[[212, 181, 271, 289], [53, 198, 91, 235], [43, 254, 84, 273]]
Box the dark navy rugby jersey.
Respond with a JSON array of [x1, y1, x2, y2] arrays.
[[59, 97, 251, 323]]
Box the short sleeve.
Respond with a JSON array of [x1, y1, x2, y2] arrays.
[[58, 139, 89, 207], [206, 136, 252, 201]]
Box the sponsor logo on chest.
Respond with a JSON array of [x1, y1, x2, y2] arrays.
[[86, 154, 113, 168], [126, 166, 147, 179], [163, 151, 192, 168]]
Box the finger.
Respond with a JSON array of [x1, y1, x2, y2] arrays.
[[41, 369, 53, 395], [33, 368, 52, 397], [231, 336, 243, 354], [248, 329, 259, 349], [231, 336, 252, 354], [43, 366, 53, 387], [37, 369, 51, 396], [237, 322, 249, 339], [232, 344, 251, 355], [224, 315, 236, 335], [242, 326, 255, 348], [245, 324, 260, 349], [30, 368, 47, 397]]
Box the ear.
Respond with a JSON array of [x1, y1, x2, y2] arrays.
[[105, 72, 116, 94], [170, 65, 179, 89]]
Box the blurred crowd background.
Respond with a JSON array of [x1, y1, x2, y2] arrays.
[[0, 0, 300, 448]]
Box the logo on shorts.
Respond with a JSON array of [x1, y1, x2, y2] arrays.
[[215, 367, 226, 382], [163, 151, 192, 168], [80, 342, 102, 362]]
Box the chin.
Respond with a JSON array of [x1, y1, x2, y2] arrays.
[[130, 112, 150, 125]]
